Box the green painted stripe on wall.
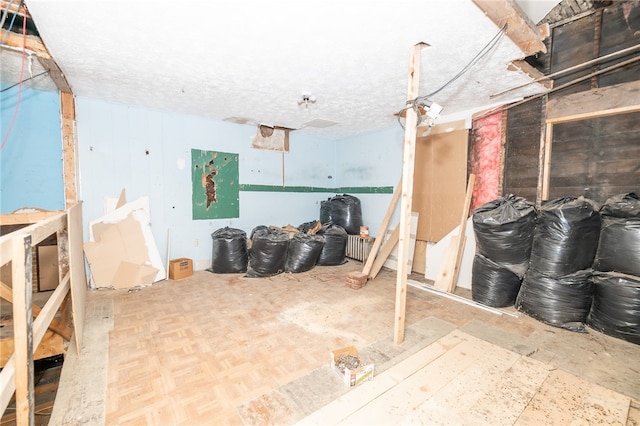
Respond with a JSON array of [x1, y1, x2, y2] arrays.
[[239, 184, 393, 194]]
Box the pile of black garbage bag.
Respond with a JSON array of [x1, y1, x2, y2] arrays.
[[470, 192, 640, 345]]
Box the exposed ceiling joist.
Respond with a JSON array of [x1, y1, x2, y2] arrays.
[[473, 0, 548, 56]]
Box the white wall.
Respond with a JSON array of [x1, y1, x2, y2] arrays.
[[335, 126, 405, 237], [76, 97, 336, 269]]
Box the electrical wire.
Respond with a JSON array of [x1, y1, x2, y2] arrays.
[[0, 12, 26, 151], [0, 0, 23, 46], [0, 0, 17, 29], [396, 23, 507, 129], [0, 70, 48, 93]]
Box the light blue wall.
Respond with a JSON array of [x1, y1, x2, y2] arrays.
[[0, 88, 64, 213], [75, 97, 338, 268], [335, 126, 404, 236]]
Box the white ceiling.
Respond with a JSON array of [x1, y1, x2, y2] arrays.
[[2, 0, 559, 140]]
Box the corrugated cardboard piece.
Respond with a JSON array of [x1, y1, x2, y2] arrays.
[[84, 193, 165, 289]]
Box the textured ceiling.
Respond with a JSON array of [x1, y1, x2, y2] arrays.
[[3, 0, 558, 139]]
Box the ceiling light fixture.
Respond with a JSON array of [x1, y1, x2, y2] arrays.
[[297, 92, 317, 108]]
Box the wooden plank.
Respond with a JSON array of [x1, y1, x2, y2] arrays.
[[369, 224, 399, 280], [0, 213, 67, 268], [12, 235, 34, 426], [515, 369, 630, 425], [0, 330, 65, 368], [0, 280, 73, 340], [541, 122, 553, 202], [0, 210, 63, 226], [298, 330, 466, 425], [472, 0, 546, 56], [394, 42, 426, 345], [38, 58, 72, 93], [67, 203, 87, 354], [61, 92, 78, 207], [434, 174, 475, 292], [0, 30, 50, 59], [546, 80, 640, 124], [361, 179, 401, 277]]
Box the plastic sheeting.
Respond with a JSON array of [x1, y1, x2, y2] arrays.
[[210, 227, 248, 273], [316, 223, 348, 266], [284, 233, 325, 273], [528, 196, 601, 277], [593, 193, 640, 277], [516, 269, 593, 332], [246, 227, 289, 277], [471, 253, 522, 308], [320, 194, 363, 235], [587, 271, 640, 345], [472, 195, 536, 277]]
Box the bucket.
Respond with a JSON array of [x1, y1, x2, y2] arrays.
[[360, 226, 369, 238]]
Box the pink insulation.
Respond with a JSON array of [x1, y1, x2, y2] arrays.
[[470, 108, 503, 211]]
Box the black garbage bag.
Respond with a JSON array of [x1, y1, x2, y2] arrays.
[[323, 194, 363, 235], [285, 233, 325, 273], [471, 253, 522, 308], [528, 196, 601, 277], [593, 193, 640, 277], [246, 227, 289, 277], [320, 200, 332, 224], [210, 227, 248, 273], [600, 192, 640, 218], [516, 269, 594, 332], [298, 220, 318, 234], [316, 223, 348, 266], [472, 195, 536, 277], [587, 272, 640, 345]]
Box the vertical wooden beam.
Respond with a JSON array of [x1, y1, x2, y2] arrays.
[[536, 96, 548, 207], [61, 92, 78, 208], [541, 121, 554, 203], [394, 43, 426, 345], [12, 235, 35, 426]]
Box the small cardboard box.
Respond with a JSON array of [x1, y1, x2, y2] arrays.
[[169, 258, 193, 280], [331, 346, 375, 387]]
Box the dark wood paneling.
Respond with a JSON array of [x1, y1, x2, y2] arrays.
[[503, 98, 543, 200], [598, 5, 640, 86], [548, 111, 640, 203]]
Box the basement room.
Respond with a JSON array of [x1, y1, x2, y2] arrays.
[[1, 0, 639, 424]]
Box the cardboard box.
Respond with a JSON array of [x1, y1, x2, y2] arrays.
[[331, 346, 375, 387], [169, 258, 193, 280]]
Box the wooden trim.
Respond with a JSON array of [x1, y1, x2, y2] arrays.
[[472, 0, 547, 55], [362, 180, 401, 276], [61, 92, 78, 207], [546, 80, 640, 124], [394, 43, 426, 345]]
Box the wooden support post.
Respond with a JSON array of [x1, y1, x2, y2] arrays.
[[361, 179, 402, 277], [536, 95, 549, 207], [61, 92, 78, 208], [369, 224, 400, 280], [12, 235, 35, 426], [394, 43, 426, 345], [541, 121, 553, 203]]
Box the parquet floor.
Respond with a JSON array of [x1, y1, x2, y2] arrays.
[[50, 260, 640, 425]]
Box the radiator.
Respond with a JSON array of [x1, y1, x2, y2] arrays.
[[345, 235, 375, 262]]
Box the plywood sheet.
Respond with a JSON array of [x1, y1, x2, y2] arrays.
[[413, 130, 468, 242], [67, 203, 87, 354]]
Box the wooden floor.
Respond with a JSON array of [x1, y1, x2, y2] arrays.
[[49, 260, 640, 425]]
